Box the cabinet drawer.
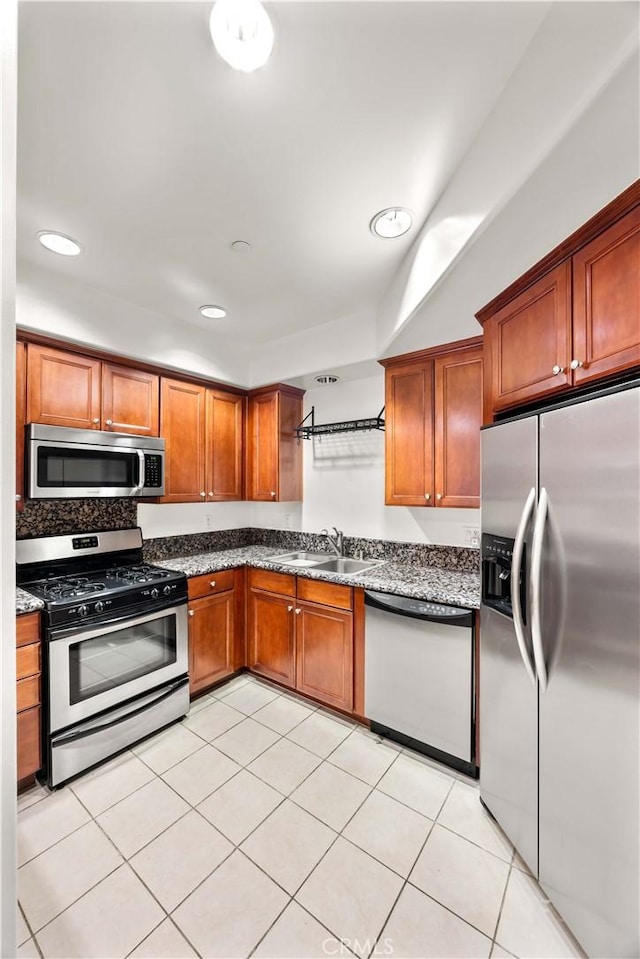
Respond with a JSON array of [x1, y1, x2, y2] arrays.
[[188, 569, 236, 600], [249, 567, 296, 597], [16, 642, 41, 681], [297, 578, 353, 611], [17, 675, 40, 713], [16, 612, 40, 648]]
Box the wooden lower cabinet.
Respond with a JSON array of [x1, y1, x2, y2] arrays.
[[296, 602, 353, 712], [16, 612, 42, 787], [248, 590, 296, 688], [187, 570, 244, 695]]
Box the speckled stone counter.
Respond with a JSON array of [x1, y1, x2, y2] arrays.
[[16, 588, 45, 615], [157, 546, 481, 610]]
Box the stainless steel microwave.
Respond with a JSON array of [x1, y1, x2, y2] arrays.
[[27, 424, 165, 499]]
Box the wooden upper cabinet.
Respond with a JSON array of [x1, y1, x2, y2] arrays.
[[16, 342, 26, 510], [102, 363, 159, 436], [434, 347, 483, 509], [247, 386, 304, 502], [382, 336, 483, 509], [27, 343, 102, 429], [384, 360, 434, 506], [206, 389, 244, 501], [160, 377, 206, 502], [486, 262, 572, 413], [572, 205, 640, 386]]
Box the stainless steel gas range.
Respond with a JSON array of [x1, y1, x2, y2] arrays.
[[16, 528, 189, 788]]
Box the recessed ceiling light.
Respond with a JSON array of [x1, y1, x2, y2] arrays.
[[231, 240, 252, 253], [37, 231, 82, 256], [209, 0, 274, 73], [370, 208, 413, 239], [315, 374, 340, 385], [199, 305, 227, 319]]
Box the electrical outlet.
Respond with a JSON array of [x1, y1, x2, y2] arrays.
[[465, 527, 480, 547], [284, 513, 292, 529]]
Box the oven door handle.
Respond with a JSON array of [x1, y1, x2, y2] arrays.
[[50, 602, 188, 644], [52, 677, 189, 746]]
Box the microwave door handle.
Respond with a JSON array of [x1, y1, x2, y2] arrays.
[[512, 486, 537, 686], [531, 486, 549, 691], [133, 449, 145, 494]]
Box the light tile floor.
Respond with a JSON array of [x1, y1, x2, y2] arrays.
[[17, 674, 585, 959]]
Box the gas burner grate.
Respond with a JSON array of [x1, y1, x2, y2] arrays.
[[43, 578, 107, 599]]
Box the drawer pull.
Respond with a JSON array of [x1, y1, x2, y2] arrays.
[[188, 610, 194, 617], [210, 581, 216, 588]]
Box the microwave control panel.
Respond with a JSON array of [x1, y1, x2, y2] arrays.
[[144, 454, 163, 489]]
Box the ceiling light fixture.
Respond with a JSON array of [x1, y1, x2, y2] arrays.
[[199, 305, 227, 319], [37, 231, 82, 256], [370, 208, 413, 239], [231, 240, 252, 253], [315, 374, 340, 385], [209, 0, 274, 73]]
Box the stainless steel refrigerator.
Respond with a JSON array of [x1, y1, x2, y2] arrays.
[[480, 380, 640, 959]]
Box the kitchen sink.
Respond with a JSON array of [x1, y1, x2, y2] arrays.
[[310, 557, 384, 575], [270, 551, 334, 567]]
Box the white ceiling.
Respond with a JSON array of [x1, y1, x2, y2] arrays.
[[17, 1, 551, 347]]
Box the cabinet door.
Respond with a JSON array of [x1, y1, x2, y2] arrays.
[[17, 707, 41, 783], [487, 262, 572, 412], [247, 392, 279, 501], [277, 391, 303, 503], [296, 602, 353, 712], [27, 343, 102, 429], [206, 389, 244, 501], [102, 363, 159, 436], [160, 378, 206, 503], [188, 591, 234, 695], [16, 342, 26, 510], [384, 360, 434, 506], [248, 589, 295, 687], [572, 205, 640, 386], [434, 348, 483, 508]]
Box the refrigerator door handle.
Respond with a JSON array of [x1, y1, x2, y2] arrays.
[[531, 486, 549, 691], [512, 486, 537, 686]]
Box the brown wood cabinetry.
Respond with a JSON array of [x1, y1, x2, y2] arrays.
[[26, 343, 160, 435], [247, 385, 304, 502], [187, 569, 244, 695], [248, 571, 355, 711], [16, 612, 42, 786], [478, 183, 640, 418], [16, 341, 26, 510], [381, 337, 483, 509], [161, 379, 244, 504]]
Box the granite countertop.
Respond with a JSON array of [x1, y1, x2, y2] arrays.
[[16, 588, 45, 615], [157, 545, 481, 610]]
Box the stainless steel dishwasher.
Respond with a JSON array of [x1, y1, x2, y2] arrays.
[[364, 590, 477, 777]]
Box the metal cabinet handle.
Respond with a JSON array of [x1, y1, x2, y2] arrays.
[[570, 359, 583, 370], [15, 494, 21, 502], [210, 581, 216, 588], [424, 493, 430, 501], [188, 610, 194, 617], [552, 365, 564, 375], [270, 491, 276, 498], [92, 417, 100, 424], [436, 493, 442, 501], [531, 487, 549, 692], [106, 418, 113, 426], [287, 605, 293, 612], [200, 491, 206, 498], [208, 491, 214, 497], [295, 608, 301, 615], [512, 487, 537, 686]]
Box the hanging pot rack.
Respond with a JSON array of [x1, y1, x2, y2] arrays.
[[295, 405, 385, 441]]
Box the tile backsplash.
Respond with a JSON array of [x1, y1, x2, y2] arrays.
[[16, 499, 138, 540]]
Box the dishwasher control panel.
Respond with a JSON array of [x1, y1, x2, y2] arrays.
[[364, 590, 473, 627]]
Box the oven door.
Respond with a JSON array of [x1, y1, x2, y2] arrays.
[[48, 604, 188, 732]]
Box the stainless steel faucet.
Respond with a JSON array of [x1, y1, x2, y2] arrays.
[[321, 527, 344, 557]]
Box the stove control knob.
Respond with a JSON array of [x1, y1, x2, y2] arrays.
[[163, 585, 172, 596], [151, 588, 159, 599], [94, 601, 105, 613], [78, 604, 89, 617]]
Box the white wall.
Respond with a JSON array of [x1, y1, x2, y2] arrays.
[[1, 1, 18, 954]]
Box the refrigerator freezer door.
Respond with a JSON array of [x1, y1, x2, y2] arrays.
[[538, 386, 640, 958], [480, 415, 539, 874]]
